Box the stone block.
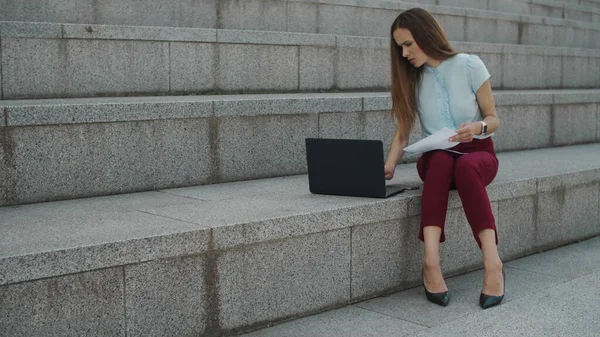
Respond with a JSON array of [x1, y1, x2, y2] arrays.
[[217, 114, 318, 181], [497, 196, 537, 261], [317, 110, 395, 145], [214, 94, 362, 117], [597, 104, 600, 141], [153, 118, 213, 187], [91, 0, 217, 28], [240, 306, 425, 337], [217, 30, 334, 46], [563, 57, 598, 88], [288, 1, 318, 34], [170, 42, 217, 94], [502, 54, 560, 89], [0, 1, 91, 25], [3, 97, 214, 126], [62, 24, 217, 42], [553, 104, 597, 146], [299, 47, 335, 91], [336, 47, 389, 90], [466, 18, 518, 45], [438, 0, 487, 9], [8, 122, 154, 203], [536, 184, 600, 249], [318, 112, 363, 140], [0, 268, 125, 337], [477, 53, 503, 88], [0, 198, 211, 284], [0, 21, 62, 38], [434, 14, 465, 42], [439, 203, 499, 274], [351, 218, 422, 300], [125, 256, 206, 337], [218, 44, 298, 92], [210, 197, 411, 250], [488, 0, 531, 15], [487, 179, 538, 202], [218, 0, 286, 31], [217, 229, 351, 330], [364, 110, 398, 152], [318, 5, 363, 36], [531, 4, 564, 19], [1, 38, 169, 99], [565, 8, 593, 22], [493, 105, 552, 152]]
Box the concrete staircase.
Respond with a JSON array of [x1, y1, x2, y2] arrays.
[[0, 0, 599, 336]]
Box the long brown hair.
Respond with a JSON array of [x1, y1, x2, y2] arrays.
[[390, 8, 458, 136]]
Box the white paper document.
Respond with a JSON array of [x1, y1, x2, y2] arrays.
[[403, 127, 460, 154]]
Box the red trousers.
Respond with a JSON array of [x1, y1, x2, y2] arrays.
[[416, 137, 499, 248]]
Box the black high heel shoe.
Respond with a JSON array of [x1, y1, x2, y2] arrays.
[[480, 268, 505, 309], [422, 268, 449, 307]]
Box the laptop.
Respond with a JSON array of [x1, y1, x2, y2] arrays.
[[305, 138, 419, 198]]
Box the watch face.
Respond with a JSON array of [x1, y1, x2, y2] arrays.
[[483, 124, 488, 134]]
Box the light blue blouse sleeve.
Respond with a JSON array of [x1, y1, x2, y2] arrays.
[[467, 55, 490, 93]]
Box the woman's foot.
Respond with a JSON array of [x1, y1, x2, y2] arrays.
[[422, 259, 448, 293], [481, 260, 504, 296]]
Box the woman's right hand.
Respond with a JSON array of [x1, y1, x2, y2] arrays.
[[384, 163, 395, 180]]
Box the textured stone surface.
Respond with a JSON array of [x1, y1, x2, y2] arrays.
[[356, 267, 563, 329], [218, 0, 286, 32], [152, 118, 213, 187], [336, 46, 389, 90], [2, 97, 213, 126], [536, 184, 600, 249], [0, 21, 62, 38], [240, 306, 425, 337], [62, 24, 217, 42], [466, 18, 519, 45], [0, 0, 218, 29], [507, 238, 600, 279], [563, 57, 600, 88], [318, 112, 363, 140], [3, 117, 212, 203], [217, 114, 318, 181], [213, 94, 362, 117], [218, 44, 298, 92], [92, 0, 217, 28], [0, 268, 125, 337], [170, 42, 216, 94], [502, 54, 562, 89], [351, 218, 422, 300], [217, 30, 335, 46], [125, 256, 206, 337], [288, 1, 318, 34], [494, 105, 552, 152], [217, 229, 351, 330], [318, 4, 396, 37], [299, 47, 335, 91], [0, 203, 210, 285], [497, 196, 537, 261], [1, 38, 169, 99], [553, 103, 597, 145]]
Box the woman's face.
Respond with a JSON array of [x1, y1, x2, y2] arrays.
[[393, 28, 430, 68]]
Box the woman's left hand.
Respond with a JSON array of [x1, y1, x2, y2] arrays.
[[449, 122, 480, 143]]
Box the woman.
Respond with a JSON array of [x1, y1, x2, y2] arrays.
[[384, 8, 505, 309]]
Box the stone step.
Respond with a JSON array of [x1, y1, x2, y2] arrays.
[[1, 22, 599, 100], [1, 0, 599, 36], [1, 143, 599, 336], [1, 89, 598, 206]]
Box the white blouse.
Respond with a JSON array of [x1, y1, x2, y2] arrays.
[[417, 53, 493, 139]]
